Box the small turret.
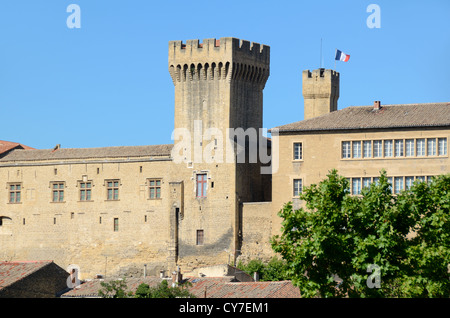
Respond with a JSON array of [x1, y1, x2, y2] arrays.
[[302, 68, 339, 120]]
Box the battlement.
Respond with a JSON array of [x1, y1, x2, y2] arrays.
[[169, 37, 270, 85], [303, 68, 339, 81], [169, 37, 269, 63]]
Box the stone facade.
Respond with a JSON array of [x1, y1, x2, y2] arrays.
[[0, 38, 448, 280]]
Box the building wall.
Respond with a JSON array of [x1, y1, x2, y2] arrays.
[[0, 155, 241, 278], [270, 127, 450, 239]]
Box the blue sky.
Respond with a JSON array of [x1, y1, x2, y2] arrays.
[[1, 0, 449, 149]]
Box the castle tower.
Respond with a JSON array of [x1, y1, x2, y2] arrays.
[[302, 68, 339, 120], [169, 37, 270, 135], [167, 38, 270, 269]]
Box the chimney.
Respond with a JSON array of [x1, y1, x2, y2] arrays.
[[374, 100, 381, 110], [253, 272, 259, 282]]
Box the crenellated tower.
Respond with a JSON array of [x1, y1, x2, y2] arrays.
[[302, 68, 339, 120], [169, 37, 270, 135], [167, 38, 270, 269]]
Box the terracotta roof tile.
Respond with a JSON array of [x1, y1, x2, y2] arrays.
[[273, 102, 450, 133], [0, 261, 53, 290], [61, 276, 301, 298], [0, 140, 34, 156]]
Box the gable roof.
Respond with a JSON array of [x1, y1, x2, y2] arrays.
[[0, 140, 34, 156], [273, 102, 450, 133], [0, 261, 54, 290], [187, 278, 301, 298], [0, 144, 174, 162]]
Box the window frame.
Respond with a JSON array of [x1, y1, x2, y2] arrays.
[[51, 182, 65, 203], [293, 142, 303, 160], [342, 141, 351, 159], [106, 179, 120, 201], [196, 174, 207, 198], [438, 138, 447, 156], [196, 229, 204, 245], [293, 179, 303, 197], [148, 178, 162, 199], [79, 181, 93, 201], [8, 183, 22, 204], [352, 141, 361, 158]]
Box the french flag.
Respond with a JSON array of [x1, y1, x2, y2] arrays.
[[335, 49, 350, 62]]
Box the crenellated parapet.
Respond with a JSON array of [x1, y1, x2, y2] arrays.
[[168, 37, 270, 86], [302, 68, 340, 120]]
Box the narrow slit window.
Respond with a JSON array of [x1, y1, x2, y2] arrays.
[[196, 229, 204, 245]]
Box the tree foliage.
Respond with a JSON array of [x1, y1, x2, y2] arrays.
[[98, 278, 195, 298], [271, 169, 450, 298], [134, 279, 194, 298], [237, 257, 290, 281]]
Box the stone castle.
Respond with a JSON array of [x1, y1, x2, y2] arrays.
[[1, 37, 449, 279]]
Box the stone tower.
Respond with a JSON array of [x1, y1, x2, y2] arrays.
[[169, 37, 270, 138], [302, 68, 339, 120], [167, 38, 270, 268]]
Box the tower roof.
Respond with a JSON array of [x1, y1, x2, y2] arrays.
[[272, 102, 450, 133]]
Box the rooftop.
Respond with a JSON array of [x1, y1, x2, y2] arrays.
[[273, 102, 450, 133], [0, 144, 174, 162], [0, 261, 54, 290], [61, 276, 301, 298], [0, 140, 34, 156]]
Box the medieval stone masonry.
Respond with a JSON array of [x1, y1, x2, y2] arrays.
[[0, 37, 449, 279]]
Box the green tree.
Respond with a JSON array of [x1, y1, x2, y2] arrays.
[[271, 169, 450, 298], [134, 279, 195, 298], [98, 279, 132, 298], [237, 257, 290, 281], [99, 279, 195, 298]]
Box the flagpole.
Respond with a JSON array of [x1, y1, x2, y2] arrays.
[[320, 38, 323, 68], [334, 48, 337, 71]]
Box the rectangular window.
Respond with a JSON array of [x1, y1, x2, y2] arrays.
[[352, 178, 361, 195], [342, 141, 351, 159], [352, 141, 361, 158], [51, 182, 65, 202], [196, 229, 204, 245], [394, 177, 403, 194], [106, 180, 119, 200], [293, 179, 302, 197], [362, 177, 371, 189], [196, 174, 207, 198], [405, 176, 414, 190], [384, 140, 393, 157], [149, 179, 162, 199], [387, 177, 393, 193], [416, 176, 425, 183], [416, 139, 425, 156], [438, 138, 447, 156], [394, 139, 404, 157], [373, 140, 382, 158], [114, 218, 119, 232], [363, 141, 372, 158], [79, 182, 92, 201], [427, 138, 436, 156], [293, 142, 303, 160], [373, 177, 380, 185], [405, 139, 415, 157], [9, 184, 21, 203]]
